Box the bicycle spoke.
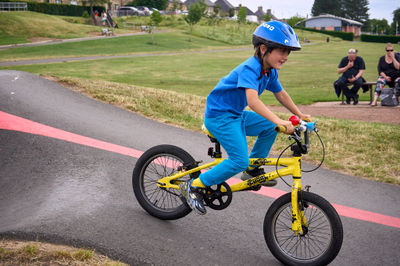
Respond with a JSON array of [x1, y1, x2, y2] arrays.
[[138, 154, 188, 212], [272, 201, 333, 261]]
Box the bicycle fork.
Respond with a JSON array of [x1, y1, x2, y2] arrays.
[[290, 158, 308, 236]]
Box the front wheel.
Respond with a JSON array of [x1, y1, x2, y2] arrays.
[[264, 191, 343, 266], [132, 145, 198, 220]]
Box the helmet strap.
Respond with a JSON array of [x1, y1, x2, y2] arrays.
[[257, 46, 273, 80]]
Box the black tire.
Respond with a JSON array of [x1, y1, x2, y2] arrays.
[[132, 144, 196, 220], [264, 191, 343, 266]]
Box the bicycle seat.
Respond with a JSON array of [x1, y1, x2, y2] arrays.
[[202, 124, 218, 143]]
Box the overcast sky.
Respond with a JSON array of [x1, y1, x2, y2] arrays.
[[224, 0, 399, 22]]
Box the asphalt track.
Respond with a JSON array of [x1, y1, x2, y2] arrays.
[[0, 70, 399, 265]]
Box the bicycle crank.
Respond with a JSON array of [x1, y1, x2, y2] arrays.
[[202, 182, 232, 210]]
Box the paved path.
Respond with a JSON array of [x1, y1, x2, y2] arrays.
[[1, 71, 399, 265], [0, 32, 148, 50]]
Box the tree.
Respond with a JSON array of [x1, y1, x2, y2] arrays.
[[342, 0, 369, 23], [286, 16, 305, 27], [237, 6, 247, 25], [148, 11, 163, 44], [391, 8, 400, 35], [184, 1, 206, 41], [228, 8, 235, 18], [206, 5, 221, 33], [311, 0, 342, 17], [263, 14, 272, 22], [367, 19, 390, 34]]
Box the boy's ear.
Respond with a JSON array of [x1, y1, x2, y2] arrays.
[[259, 44, 268, 54]]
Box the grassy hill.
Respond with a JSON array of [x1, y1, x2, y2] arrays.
[[0, 11, 132, 45]]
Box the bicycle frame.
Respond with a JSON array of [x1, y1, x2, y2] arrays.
[[156, 155, 306, 235], [157, 156, 302, 192]]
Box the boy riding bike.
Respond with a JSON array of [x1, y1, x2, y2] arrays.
[[180, 21, 311, 215]]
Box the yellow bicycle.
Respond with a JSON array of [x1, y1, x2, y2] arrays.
[[132, 117, 343, 266]]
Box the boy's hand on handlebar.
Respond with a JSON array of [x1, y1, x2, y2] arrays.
[[281, 121, 294, 134], [299, 114, 312, 122]]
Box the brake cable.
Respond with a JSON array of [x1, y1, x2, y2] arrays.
[[275, 129, 325, 188]]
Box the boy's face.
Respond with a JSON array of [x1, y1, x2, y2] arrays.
[[263, 46, 290, 70]]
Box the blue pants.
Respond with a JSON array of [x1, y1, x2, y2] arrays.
[[199, 111, 277, 186]]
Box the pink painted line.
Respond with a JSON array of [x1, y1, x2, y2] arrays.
[[1, 110, 399, 229], [0, 111, 143, 158], [332, 203, 400, 229]]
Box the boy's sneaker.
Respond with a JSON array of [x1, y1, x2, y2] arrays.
[[241, 168, 277, 187], [179, 179, 206, 215]]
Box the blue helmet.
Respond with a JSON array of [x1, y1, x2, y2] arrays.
[[252, 21, 301, 51]]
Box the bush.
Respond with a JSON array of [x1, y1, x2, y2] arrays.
[[0, 0, 105, 17], [294, 26, 354, 41], [360, 34, 400, 43], [82, 10, 89, 18]]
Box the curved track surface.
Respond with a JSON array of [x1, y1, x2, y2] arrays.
[[0, 70, 399, 265]]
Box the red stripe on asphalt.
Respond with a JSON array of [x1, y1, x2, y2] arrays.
[[0, 111, 143, 158], [1, 110, 399, 229]]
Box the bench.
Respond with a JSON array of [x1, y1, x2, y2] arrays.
[[341, 81, 375, 104], [101, 28, 114, 36], [140, 25, 150, 32]]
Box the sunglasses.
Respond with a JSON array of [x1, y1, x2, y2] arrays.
[[386, 49, 393, 52]]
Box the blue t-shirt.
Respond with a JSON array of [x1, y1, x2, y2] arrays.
[[205, 56, 283, 118]]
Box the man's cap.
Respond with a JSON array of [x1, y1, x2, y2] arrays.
[[348, 48, 358, 54]]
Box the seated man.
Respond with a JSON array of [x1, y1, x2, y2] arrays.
[[334, 48, 365, 105]]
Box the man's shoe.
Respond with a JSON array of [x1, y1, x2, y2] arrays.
[[353, 95, 359, 105], [179, 179, 206, 215], [241, 168, 277, 187], [345, 97, 351, 104]]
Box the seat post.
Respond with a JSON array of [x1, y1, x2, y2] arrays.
[[214, 142, 221, 158]]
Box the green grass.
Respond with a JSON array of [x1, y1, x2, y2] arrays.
[[0, 31, 234, 61], [0, 11, 140, 46], [0, 40, 389, 104]]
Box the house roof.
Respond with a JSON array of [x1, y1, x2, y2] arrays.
[[184, 0, 214, 7], [302, 14, 363, 26], [214, 0, 234, 12]]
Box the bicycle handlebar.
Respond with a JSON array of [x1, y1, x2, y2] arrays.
[[274, 116, 317, 134], [274, 125, 287, 133], [274, 116, 317, 155]]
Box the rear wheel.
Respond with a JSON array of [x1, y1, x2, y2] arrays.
[[264, 191, 343, 266], [132, 145, 198, 220]]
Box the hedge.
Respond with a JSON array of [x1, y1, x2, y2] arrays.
[[294, 26, 354, 41], [360, 34, 400, 44], [0, 0, 105, 16]]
